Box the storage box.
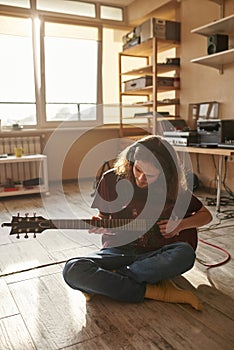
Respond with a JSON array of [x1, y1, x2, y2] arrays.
[[140, 18, 180, 43], [124, 76, 153, 91], [157, 77, 175, 87]]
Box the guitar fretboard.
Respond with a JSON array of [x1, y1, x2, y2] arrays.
[[50, 218, 154, 232]]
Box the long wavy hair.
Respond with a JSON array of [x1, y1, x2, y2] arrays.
[[114, 135, 187, 202]]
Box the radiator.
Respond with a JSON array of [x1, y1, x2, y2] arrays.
[[0, 135, 44, 186]]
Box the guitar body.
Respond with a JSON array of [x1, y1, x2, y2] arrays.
[[131, 227, 198, 251]]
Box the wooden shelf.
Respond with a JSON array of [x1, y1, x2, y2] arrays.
[[191, 11, 234, 71], [122, 85, 179, 96], [157, 86, 179, 93], [122, 99, 180, 108], [122, 86, 153, 96], [122, 38, 180, 57], [121, 64, 179, 76], [157, 64, 180, 74], [191, 47, 234, 69], [121, 65, 153, 76], [131, 101, 153, 107], [191, 14, 234, 36], [157, 99, 180, 106]]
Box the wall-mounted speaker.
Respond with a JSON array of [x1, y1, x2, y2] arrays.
[[207, 34, 228, 55]]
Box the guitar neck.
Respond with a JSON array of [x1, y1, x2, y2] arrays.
[[2, 215, 160, 238], [2, 214, 197, 250], [50, 218, 152, 232]]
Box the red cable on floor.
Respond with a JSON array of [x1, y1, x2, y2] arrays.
[[198, 238, 231, 268]]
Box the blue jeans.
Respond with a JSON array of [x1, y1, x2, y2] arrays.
[[63, 242, 195, 303]]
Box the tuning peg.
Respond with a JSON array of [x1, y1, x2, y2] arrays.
[[33, 232, 37, 238], [16, 233, 20, 239], [33, 212, 36, 217], [24, 233, 29, 239], [25, 213, 29, 218], [17, 212, 20, 217]]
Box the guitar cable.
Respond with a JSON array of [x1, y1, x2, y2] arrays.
[[196, 212, 232, 269], [197, 237, 231, 268]]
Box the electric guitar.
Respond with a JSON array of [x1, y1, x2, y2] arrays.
[[1, 214, 198, 250]]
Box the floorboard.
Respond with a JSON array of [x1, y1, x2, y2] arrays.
[[0, 314, 36, 350], [0, 279, 18, 318], [0, 181, 233, 350]]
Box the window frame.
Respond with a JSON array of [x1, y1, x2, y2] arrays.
[[0, 0, 128, 130], [37, 17, 103, 129]]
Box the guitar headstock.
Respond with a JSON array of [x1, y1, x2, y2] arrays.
[[1, 213, 53, 239]]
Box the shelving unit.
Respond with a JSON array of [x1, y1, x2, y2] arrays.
[[0, 154, 49, 197], [119, 36, 180, 137], [191, 12, 234, 72]]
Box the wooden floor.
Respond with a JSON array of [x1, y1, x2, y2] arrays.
[[0, 182, 233, 350]]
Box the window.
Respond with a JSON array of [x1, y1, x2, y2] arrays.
[[100, 5, 123, 21], [0, 0, 30, 8], [0, 2, 126, 129], [0, 16, 36, 126], [44, 22, 99, 123], [37, 0, 96, 18]]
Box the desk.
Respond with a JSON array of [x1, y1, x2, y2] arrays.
[[174, 146, 234, 212]]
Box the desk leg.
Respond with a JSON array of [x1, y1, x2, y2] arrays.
[[216, 155, 223, 212]]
